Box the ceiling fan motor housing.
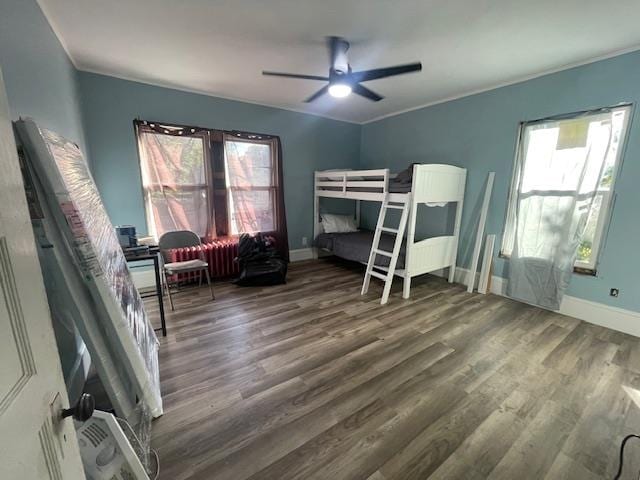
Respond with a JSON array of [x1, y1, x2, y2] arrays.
[[333, 38, 350, 75]]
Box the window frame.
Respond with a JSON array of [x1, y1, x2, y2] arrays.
[[135, 122, 212, 240], [223, 135, 278, 236], [500, 104, 633, 275], [134, 120, 280, 240]]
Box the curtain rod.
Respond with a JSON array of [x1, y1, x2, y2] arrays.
[[133, 118, 276, 140], [521, 102, 632, 126]]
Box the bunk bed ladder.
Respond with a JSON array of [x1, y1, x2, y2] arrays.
[[361, 195, 411, 305]]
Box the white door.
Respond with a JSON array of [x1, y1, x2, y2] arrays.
[[0, 71, 86, 478]]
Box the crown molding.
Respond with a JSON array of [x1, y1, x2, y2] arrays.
[[362, 45, 640, 125], [32, 1, 640, 126]]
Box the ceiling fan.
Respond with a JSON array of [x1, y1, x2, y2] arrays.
[[262, 36, 422, 103]]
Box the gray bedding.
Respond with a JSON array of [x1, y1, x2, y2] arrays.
[[388, 163, 415, 193], [388, 182, 412, 193], [316, 230, 406, 268]]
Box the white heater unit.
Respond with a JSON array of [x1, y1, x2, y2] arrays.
[[77, 410, 150, 480]]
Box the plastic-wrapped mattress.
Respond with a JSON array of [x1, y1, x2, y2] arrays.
[[16, 120, 162, 442]]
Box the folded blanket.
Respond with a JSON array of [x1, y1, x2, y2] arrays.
[[388, 164, 417, 193]]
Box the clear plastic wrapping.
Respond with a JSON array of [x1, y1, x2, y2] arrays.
[[16, 120, 162, 440]]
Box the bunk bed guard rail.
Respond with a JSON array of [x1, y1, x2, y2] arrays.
[[314, 168, 390, 200]]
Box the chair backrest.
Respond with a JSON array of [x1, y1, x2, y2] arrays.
[[158, 230, 202, 263]]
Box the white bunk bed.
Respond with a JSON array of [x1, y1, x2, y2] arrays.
[[313, 164, 467, 304]]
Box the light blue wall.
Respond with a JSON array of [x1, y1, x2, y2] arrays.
[[79, 72, 361, 249], [0, 0, 88, 399], [82, 51, 640, 312], [360, 50, 640, 312], [0, 0, 86, 150]]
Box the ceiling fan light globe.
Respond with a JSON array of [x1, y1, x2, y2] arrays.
[[328, 83, 352, 98]]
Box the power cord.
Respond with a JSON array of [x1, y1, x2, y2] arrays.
[[151, 448, 160, 480], [614, 434, 640, 480]]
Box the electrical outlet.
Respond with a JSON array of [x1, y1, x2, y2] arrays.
[[301, 236, 308, 247], [610, 288, 619, 297]]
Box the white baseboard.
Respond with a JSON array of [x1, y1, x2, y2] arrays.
[[290, 248, 315, 262], [434, 266, 640, 338], [559, 295, 640, 338]]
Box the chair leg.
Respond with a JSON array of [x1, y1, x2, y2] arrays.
[[164, 270, 175, 311], [204, 268, 215, 300]]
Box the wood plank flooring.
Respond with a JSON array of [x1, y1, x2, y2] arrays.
[[147, 258, 640, 480]]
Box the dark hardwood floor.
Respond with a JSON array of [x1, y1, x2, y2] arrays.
[[147, 258, 640, 480]]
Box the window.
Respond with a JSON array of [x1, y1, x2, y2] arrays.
[[224, 136, 277, 235], [502, 105, 631, 273], [137, 125, 210, 239], [135, 121, 285, 247]]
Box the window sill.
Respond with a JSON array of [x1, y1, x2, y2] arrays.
[[498, 252, 597, 276], [573, 266, 597, 276]]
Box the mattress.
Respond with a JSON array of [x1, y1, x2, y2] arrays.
[[316, 230, 406, 269]]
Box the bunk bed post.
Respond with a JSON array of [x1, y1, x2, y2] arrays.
[[403, 165, 419, 299], [448, 190, 465, 283], [313, 172, 320, 259]]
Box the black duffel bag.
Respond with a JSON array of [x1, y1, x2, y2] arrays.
[[234, 233, 288, 286]]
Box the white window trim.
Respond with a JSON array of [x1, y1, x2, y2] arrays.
[[574, 189, 610, 271], [500, 104, 632, 274], [223, 136, 277, 236]]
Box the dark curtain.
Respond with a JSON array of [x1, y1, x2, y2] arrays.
[[271, 136, 289, 261]]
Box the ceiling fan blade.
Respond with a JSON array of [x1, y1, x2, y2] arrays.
[[352, 83, 384, 102], [304, 85, 330, 103], [262, 71, 329, 81], [350, 62, 422, 83]]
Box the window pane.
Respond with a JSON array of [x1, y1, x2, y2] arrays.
[[148, 188, 209, 237], [138, 130, 208, 238], [228, 189, 275, 234], [225, 140, 274, 187], [520, 118, 613, 195], [139, 132, 206, 187], [576, 192, 603, 264], [224, 138, 276, 235]]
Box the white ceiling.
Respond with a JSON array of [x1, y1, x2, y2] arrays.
[[39, 0, 640, 124]]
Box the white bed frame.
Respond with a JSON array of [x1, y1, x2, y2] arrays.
[[313, 164, 467, 300]]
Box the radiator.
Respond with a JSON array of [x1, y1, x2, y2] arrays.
[[167, 238, 240, 282]]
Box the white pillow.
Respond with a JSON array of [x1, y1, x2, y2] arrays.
[[321, 214, 358, 233]]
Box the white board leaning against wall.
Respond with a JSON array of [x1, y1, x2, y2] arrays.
[[16, 119, 163, 455]]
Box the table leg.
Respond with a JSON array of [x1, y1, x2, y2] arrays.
[[153, 254, 167, 336]]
